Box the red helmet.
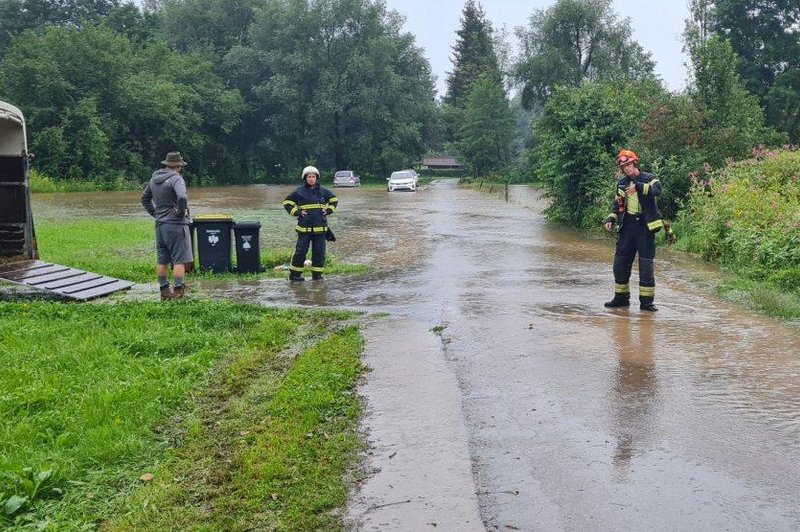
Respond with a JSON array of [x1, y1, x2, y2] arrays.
[[616, 149, 639, 166]]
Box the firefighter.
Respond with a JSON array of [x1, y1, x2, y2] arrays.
[[603, 149, 663, 311], [282, 166, 338, 282]]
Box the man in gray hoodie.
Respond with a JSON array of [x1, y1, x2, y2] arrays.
[[141, 151, 192, 300]]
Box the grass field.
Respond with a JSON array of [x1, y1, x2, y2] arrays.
[[34, 219, 368, 284], [0, 301, 363, 528]]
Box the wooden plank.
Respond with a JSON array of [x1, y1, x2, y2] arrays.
[[0, 260, 45, 274], [4, 264, 70, 281], [66, 280, 134, 301], [58, 277, 119, 295], [22, 269, 88, 286], [1, 260, 133, 301], [40, 272, 103, 290]]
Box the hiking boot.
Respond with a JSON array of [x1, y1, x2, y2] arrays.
[[172, 285, 186, 300], [640, 302, 658, 312], [160, 285, 174, 301], [604, 296, 630, 308]]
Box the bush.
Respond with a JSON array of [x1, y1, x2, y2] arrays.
[[678, 148, 800, 288]]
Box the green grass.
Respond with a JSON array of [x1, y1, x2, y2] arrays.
[[109, 325, 364, 531], [711, 275, 800, 323], [0, 301, 363, 528], [34, 219, 369, 284], [36, 219, 155, 282], [29, 171, 141, 193]]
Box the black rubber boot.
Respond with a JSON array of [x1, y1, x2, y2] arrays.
[[604, 295, 630, 308], [289, 272, 304, 283], [639, 295, 658, 311], [312, 272, 324, 281]]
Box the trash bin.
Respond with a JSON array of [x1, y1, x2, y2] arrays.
[[233, 221, 263, 273], [193, 214, 233, 272]]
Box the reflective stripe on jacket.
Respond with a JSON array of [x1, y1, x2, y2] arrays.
[[283, 183, 338, 233], [604, 171, 664, 232]]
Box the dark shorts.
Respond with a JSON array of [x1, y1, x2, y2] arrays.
[[156, 223, 193, 265]]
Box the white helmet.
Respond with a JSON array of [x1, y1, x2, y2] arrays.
[[302, 165, 320, 181]]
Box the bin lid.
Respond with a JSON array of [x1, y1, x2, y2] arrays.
[[193, 213, 234, 222], [234, 221, 261, 228]]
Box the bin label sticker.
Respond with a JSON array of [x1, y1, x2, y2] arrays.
[[206, 230, 220, 246], [241, 235, 252, 251]]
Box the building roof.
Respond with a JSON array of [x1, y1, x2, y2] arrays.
[[422, 156, 462, 167]]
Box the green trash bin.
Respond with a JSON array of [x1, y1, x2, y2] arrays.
[[193, 214, 233, 272]]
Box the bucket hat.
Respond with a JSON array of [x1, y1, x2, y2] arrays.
[[161, 151, 187, 167]]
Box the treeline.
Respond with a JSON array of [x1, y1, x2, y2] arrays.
[[0, 0, 437, 184], [0, 0, 798, 196]]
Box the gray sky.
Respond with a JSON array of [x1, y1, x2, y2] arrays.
[[383, 0, 690, 97]]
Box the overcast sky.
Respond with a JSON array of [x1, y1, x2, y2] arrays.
[[383, 0, 691, 97]]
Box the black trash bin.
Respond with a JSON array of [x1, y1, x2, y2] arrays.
[[193, 214, 233, 272], [233, 221, 263, 273]]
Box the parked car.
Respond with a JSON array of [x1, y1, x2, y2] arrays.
[[333, 170, 361, 187], [387, 170, 418, 192]]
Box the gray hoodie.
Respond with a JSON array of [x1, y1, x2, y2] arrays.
[[141, 168, 190, 225]]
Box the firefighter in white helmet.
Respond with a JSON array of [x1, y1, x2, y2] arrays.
[[282, 166, 338, 282]]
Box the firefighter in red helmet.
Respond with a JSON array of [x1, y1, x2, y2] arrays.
[[603, 149, 664, 311]]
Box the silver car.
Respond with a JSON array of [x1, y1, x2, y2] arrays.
[[387, 170, 418, 192], [333, 170, 361, 187]]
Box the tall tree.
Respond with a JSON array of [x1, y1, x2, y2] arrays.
[[513, 0, 655, 109], [711, 0, 800, 141], [161, 0, 256, 61], [457, 74, 514, 176], [443, 0, 500, 107], [0, 0, 120, 56], [223, 0, 436, 177]]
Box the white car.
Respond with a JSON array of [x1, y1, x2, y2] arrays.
[[387, 170, 418, 192]]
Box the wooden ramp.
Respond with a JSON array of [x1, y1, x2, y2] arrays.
[[0, 260, 134, 301]]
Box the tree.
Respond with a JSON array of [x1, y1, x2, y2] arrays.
[[224, 0, 436, 178], [0, 24, 243, 182], [710, 0, 800, 140], [457, 75, 514, 177], [443, 0, 500, 107], [0, 0, 120, 56], [513, 0, 655, 109], [532, 80, 652, 227], [161, 0, 256, 61]]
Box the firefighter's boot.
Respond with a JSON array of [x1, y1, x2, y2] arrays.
[[639, 296, 658, 312], [312, 272, 324, 281], [289, 272, 305, 283], [604, 294, 630, 308]]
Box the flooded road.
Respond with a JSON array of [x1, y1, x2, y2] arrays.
[[32, 181, 800, 530]]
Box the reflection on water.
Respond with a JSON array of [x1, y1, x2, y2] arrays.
[[610, 315, 658, 480]]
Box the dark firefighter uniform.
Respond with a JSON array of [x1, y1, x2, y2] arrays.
[[604, 170, 663, 309], [282, 170, 338, 281]]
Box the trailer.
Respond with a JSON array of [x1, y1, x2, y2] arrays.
[[0, 101, 133, 300]]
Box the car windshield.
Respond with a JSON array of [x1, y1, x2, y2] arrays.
[[334, 171, 353, 178], [390, 171, 413, 179]]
